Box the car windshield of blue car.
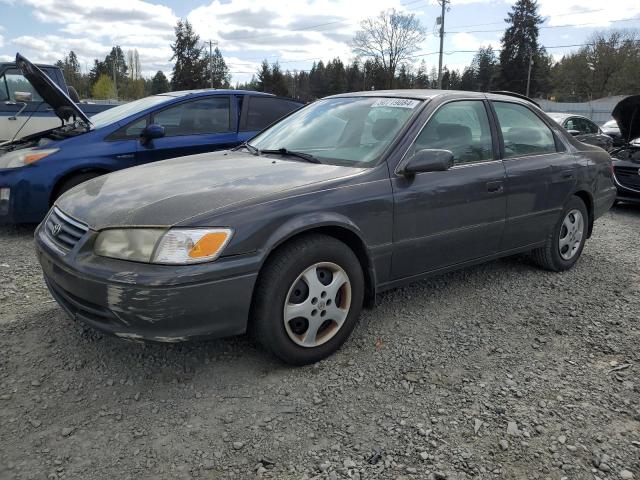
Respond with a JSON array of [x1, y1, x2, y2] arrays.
[[90, 95, 171, 129], [249, 97, 422, 166]]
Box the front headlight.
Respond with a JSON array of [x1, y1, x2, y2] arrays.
[[94, 228, 233, 264], [0, 148, 59, 169]]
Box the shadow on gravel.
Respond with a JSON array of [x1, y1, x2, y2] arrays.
[[0, 223, 37, 237]]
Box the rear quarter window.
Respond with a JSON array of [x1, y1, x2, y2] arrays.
[[243, 96, 302, 131]]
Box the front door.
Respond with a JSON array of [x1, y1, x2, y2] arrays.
[[391, 99, 507, 279], [136, 96, 239, 163]]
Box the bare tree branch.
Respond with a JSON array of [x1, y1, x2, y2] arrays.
[[351, 9, 426, 89]]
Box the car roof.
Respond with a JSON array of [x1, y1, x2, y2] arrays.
[[159, 89, 276, 98], [326, 89, 540, 105]]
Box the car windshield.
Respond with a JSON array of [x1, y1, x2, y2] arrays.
[[90, 95, 171, 128], [249, 97, 422, 166]]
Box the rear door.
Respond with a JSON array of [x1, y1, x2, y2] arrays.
[[391, 99, 507, 279], [135, 95, 239, 163], [238, 95, 303, 142], [491, 101, 577, 251]]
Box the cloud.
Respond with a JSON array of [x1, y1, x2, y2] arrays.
[[187, 0, 418, 69], [449, 32, 499, 52], [537, 0, 640, 27], [7, 0, 177, 77]]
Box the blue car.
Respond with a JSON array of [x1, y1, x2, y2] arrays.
[[0, 54, 303, 224]]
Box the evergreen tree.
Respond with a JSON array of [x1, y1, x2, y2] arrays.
[[151, 71, 170, 94], [204, 47, 231, 88], [256, 60, 272, 92], [472, 46, 498, 92], [325, 58, 347, 95], [170, 19, 207, 90], [415, 60, 430, 88], [498, 0, 544, 94]]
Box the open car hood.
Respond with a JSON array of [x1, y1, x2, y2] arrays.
[[611, 95, 640, 144], [15, 53, 91, 125]]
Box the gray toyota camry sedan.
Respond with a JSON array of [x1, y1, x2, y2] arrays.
[[35, 90, 617, 365]]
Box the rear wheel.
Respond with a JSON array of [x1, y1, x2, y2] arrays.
[[251, 234, 364, 365], [532, 196, 588, 271]]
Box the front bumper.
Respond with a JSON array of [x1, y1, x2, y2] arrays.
[[612, 166, 640, 204], [35, 223, 259, 342], [0, 167, 51, 224]]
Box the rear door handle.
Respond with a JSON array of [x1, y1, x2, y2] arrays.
[[486, 181, 504, 194]]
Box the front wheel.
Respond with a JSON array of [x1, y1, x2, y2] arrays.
[[251, 234, 364, 365], [532, 196, 588, 271]]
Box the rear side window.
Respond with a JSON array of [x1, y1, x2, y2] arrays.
[[244, 96, 301, 131], [493, 102, 557, 158], [153, 97, 231, 136], [411, 100, 493, 164]]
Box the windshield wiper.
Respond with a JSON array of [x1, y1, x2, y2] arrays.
[[234, 141, 259, 155], [259, 148, 321, 164]]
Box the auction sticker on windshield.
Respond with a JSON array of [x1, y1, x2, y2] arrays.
[[371, 98, 420, 108]]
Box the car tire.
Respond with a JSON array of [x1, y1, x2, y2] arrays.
[[53, 173, 102, 203], [532, 196, 589, 272], [250, 234, 364, 365]]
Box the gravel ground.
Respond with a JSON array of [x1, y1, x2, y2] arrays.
[[0, 206, 638, 480]]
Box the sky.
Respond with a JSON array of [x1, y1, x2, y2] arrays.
[[0, 0, 639, 84]]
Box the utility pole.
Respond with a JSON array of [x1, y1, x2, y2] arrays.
[[437, 0, 449, 90], [206, 40, 218, 89], [525, 51, 534, 97]]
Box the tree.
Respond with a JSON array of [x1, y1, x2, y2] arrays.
[[498, 0, 545, 95], [127, 49, 142, 80], [550, 29, 640, 101], [91, 74, 116, 99], [151, 71, 170, 94], [204, 47, 231, 88], [351, 9, 426, 88], [171, 19, 207, 90], [472, 46, 498, 92]]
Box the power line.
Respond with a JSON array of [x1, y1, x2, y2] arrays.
[[447, 16, 639, 34]]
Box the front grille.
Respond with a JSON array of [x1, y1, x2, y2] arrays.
[[615, 166, 640, 191], [45, 277, 118, 325], [45, 207, 89, 251]]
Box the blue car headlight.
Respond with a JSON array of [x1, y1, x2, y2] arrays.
[[0, 148, 59, 169]]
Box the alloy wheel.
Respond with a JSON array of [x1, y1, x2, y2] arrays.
[[558, 209, 584, 260], [283, 262, 352, 348]]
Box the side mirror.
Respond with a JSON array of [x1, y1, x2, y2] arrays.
[[140, 124, 165, 145], [567, 129, 580, 136], [13, 91, 33, 103], [401, 149, 454, 176]]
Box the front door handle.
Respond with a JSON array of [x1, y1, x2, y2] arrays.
[[486, 181, 504, 194]]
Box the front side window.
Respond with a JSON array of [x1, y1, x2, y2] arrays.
[[152, 97, 231, 136], [410, 100, 493, 164], [0, 69, 43, 102], [493, 102, 557, 158], [249, 97, 422, 166]]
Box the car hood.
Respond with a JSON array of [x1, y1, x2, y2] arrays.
[[611, 95, 640, 143], [56, 151, 366, 230], [16, 53, 90, 125]]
